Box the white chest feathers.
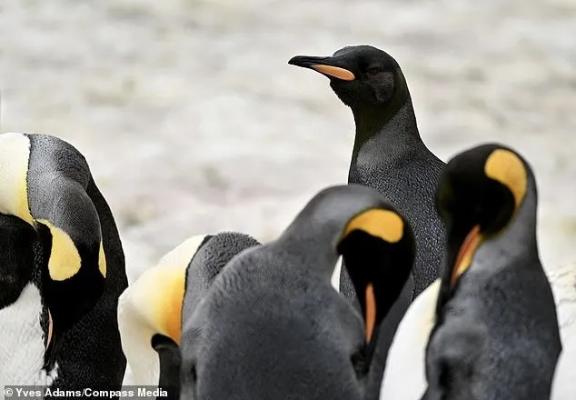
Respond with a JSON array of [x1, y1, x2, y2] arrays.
[[380, 279, 440, 400], [550, 264, 576, 400], [0, 283, 58, 386]]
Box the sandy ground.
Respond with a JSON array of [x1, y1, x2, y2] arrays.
[[1, 0, 575, 284]]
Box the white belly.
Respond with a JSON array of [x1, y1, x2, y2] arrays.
[[0, 283, 58, 386]]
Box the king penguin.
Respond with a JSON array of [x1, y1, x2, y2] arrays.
[[289, 44, 445, 386], [550, 262, 576, 400], [0, 132, 127, 389], [118, 232, 259, 393], [180, 185, 415, 400], [289, 45, 444, 298], [420, 144, 561, 400]]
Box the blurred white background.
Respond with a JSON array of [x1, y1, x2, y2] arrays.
[[1, 0, 574, 282]]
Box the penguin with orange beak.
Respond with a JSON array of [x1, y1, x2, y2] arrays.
[[422, 144, 561, 400], [180, 185, 415, 400], [289, 45, 444, 299], [119, 232, 260, 396], [289, 45, 445, 390]]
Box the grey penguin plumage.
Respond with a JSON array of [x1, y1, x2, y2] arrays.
[[118, 232, 259, 396], [423, 144, 561, 400], [180, 185, 415, 400], [183, 232, 260, 321], [289, 45, 445, 389], [0, 132, 127, 389]]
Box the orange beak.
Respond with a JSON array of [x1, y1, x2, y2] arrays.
[[451, 225, 482, 287]]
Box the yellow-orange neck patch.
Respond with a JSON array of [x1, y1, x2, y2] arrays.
[[484, 149, 527, 208], [343, 209, 404, 243], [37, 219, 82, 281], [0, 133, 34, 226]]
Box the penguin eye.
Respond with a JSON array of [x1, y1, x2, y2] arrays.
[[366, 66, 385, 77]]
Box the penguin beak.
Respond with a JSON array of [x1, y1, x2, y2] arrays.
[[450, 225, 483, 287], [364, 283, 377, 342], [288, 55, 356, 81], [47, 310, 53, 348]]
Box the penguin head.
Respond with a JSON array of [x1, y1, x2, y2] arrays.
[[281, 184, 415, 347], [337, 200, 415, 348], [38, 222, 106, 367], [120, 232, 259, 390], [426, 146, 554, 400], [180, 185, 415, 399], [436, 143, 531, 290], [289, 45, 408, 111]]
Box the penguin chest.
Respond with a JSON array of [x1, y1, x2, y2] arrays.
[[0, 283, 58, 386]]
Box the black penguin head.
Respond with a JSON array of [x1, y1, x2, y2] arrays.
[[180, 185, 415, 399], [436, 144, 531, 291], [337, 204, 415, 348], [289, 45, 408, 112], [0, 214, 38, 308]]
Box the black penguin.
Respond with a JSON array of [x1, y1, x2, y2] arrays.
[[119, 232, 259, 396], [289, 45, 444, 298], [289, 45, 445, 387], [423, 144, 561, 400], [0, 132, 127, 389], [180, 185, 415, 400]]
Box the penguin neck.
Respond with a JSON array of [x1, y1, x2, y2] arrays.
[[272, 233, 339, 282], [350, 97, 423, 167], [479, 188, 539, 265]]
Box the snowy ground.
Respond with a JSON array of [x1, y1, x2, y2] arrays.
[[1, 0, 575, 282]]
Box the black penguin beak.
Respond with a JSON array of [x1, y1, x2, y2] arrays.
[[288, 55, 356, 81]]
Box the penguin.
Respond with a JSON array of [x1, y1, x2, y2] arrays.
[[118, 232, 259, 393], [379, 280, 440, 400], [0, 214, 51, 385], [550, 263, 576, 400], [180, 185, 415, 400], [289, 44, 445, 388], [381, 254, 575, 398], [0, 132, 127, 389], [289, 45, 444, 297], [422, 144, 561, 400]]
